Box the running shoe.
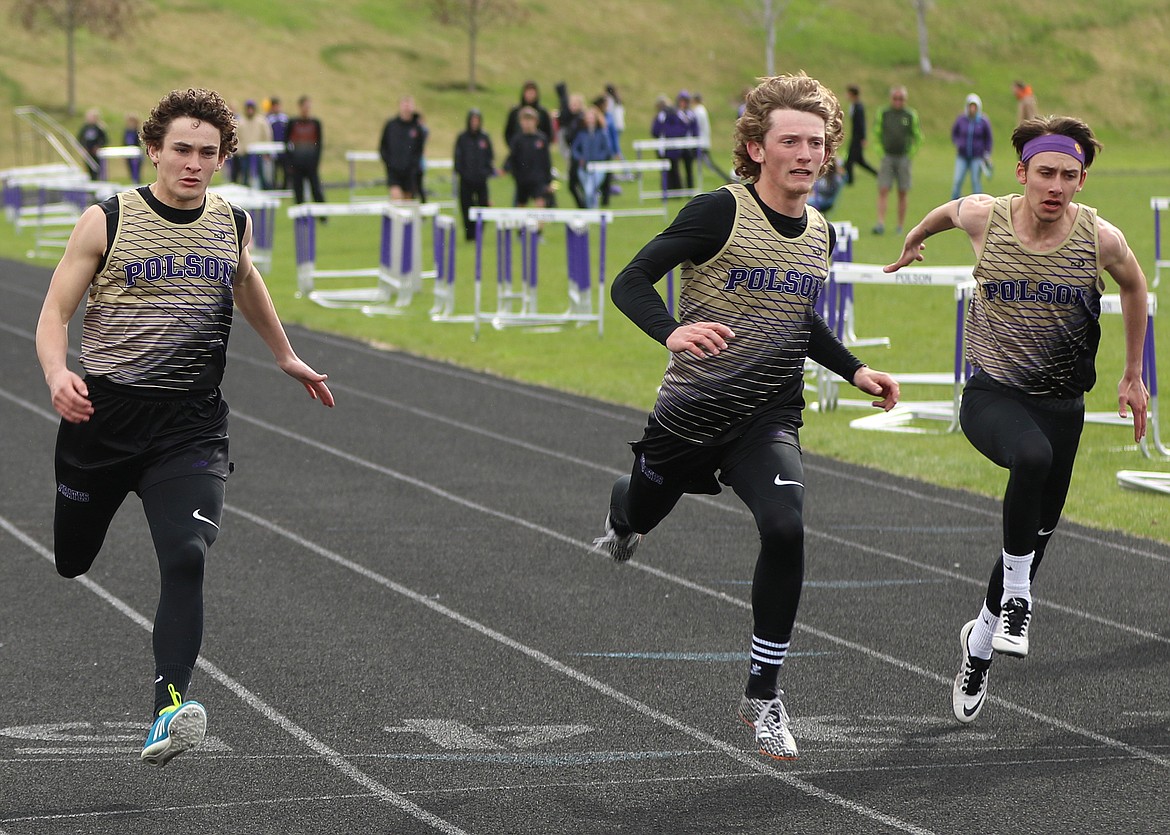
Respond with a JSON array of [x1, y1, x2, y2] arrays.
[[992, 597, 1031, 658], [591, 514, 642, 563], [953, 619, 992, 724], [141, 700, 207, 767], [737, 693, 799, 760]]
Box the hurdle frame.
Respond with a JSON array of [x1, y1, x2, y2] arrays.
[[631, 137, 707, 201], [362, 202, 444, 317], [1152, 197, 1169, 288], [288, 201, 390, 307], [467, 206, 614, 339], [823, 262, 976, 433]]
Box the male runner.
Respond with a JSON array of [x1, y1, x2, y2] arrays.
[[593, 73, 899, 760], [36, 87, 334, 766], [885, 116, 1148, 723]]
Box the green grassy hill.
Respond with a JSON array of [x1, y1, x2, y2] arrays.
[[4, 0, 1170, 543], [2, 0, 1169, 173]]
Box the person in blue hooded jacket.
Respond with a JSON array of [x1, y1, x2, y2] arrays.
[[950, 93, 994, 199]]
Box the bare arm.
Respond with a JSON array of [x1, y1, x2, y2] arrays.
[[884, 194, 994, 272], [1099, 218, 1149, 441], [35, 205, 107, 423], [232, 213, 335, 407]]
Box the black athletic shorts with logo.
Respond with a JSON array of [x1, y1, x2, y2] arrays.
[[54, 376, 231, 518]]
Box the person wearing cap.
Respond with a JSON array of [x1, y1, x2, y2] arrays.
[[950, 93, 993, 199], [453, 108, 496, 241], [885, 116, 1149, 726], [234, 99, 273, 189]]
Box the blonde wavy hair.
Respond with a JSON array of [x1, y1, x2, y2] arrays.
[[732, 73, 843, 182]]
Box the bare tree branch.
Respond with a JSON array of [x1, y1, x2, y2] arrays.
[[428, 0, 528, 92], [10, 0, 147, 116]]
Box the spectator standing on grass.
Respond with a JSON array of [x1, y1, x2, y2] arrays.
[[504, 81, 553, 153], [950, 93, 994, 199], [122, 114, 143, 183], [885, 116, 1148, 727], [36, 87, 333, 769], [234, 100, 272, 189], [266, 96, 290, 190], [78, 108, 108, 180], [873, 85, 922, 235], [379, 95, 426, 202], [692, 91, 733, 183], [286, 95, 325, 205], [1013, 80, 1038, 124], [505, 107, 552, 209], [453, 108, 496, 241], [592, 73, 899, 762], [571, 105, 612, 209], [842, 85, 877, 184]]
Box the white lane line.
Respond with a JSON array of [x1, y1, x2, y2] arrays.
[[224, 408, 1170, 772], [4, 384, 1168, 768], [226, 346, 1170, 567], [223, 503, 937, 835], [0, 515, 471, 835]]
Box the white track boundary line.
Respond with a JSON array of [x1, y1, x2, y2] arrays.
[[222, 504, 938, 835], [225, 408, 1170, 771], [225, 402, 1170, 648], [3, 386, 1168, 768], [0, 515, 471, 835], [226, 346, 1170, 568]]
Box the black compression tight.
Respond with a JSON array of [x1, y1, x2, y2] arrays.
[[959, 381, 1083, 615]]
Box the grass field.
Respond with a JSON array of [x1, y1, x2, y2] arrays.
[[3, 0, 1170, 542]]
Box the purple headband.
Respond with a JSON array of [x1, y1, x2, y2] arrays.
[[1020, 134, 1086, 165]]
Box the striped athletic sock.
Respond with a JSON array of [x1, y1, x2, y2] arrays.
[[746, 634, 788, 698]]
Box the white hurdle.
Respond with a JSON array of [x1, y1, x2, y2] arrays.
[[362, 202, 444, 317], [467, 207, 614, 338], [210, 185, 280, 272], [345, 150, 454, 205], [288, 201, 389, 307], [1086, 293, 1167, 458], [586, 159, 671, 216], [632, 137, 707, 200], [1152, 197, 1169, 288], [824, 262, 976, 433]]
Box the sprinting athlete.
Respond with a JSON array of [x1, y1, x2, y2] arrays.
[[592, 73, 899, 760], [36, 88, 334, 767], [885, 116, 1148, 724]]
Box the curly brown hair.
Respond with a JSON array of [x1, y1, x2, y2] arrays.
[[732, 73, 843, 182], [140, 88, 238, 157], [1012, 115, 1101, 170]]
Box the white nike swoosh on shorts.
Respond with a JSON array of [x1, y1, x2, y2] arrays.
[[774, 477, 804, 488]]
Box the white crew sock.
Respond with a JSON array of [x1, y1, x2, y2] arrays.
[[967, 604, 997, 660], [1001, 549, 1034, 605]]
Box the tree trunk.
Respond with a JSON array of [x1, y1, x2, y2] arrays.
[[914, 0, 932, 75], [66, 0, 78, 116], [468, 2, 478, 92], [764, 0, 775, 75]]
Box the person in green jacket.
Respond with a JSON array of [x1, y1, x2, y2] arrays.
[[873, 85, 922, 235]]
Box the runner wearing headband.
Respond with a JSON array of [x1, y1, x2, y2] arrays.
[[884, 116, 1149, 725]]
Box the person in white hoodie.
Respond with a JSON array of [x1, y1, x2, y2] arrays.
[[950, 93, 993, 199]]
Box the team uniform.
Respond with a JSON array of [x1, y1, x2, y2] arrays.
[[597, 183, 863, 759], [953, 195, 1102, 721], [52, 185, 246, 763]]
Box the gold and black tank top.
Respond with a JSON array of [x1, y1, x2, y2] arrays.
[[967, 195, 1102, 397], [81, 189, 238, 391], [653, 184, 830, 444]]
